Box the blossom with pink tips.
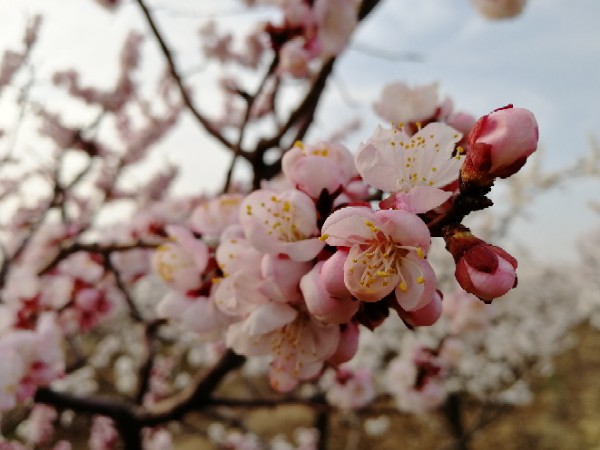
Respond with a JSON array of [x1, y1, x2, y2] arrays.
[[0, 314, 64, 412], [373, 82, 439, 125], [214, 229, 310, 315], [396, 290, 443, 327], [240, 189, 324, 261], [190, 194, 243, 241], [320, 367, 375, 411], [300, 261, 359, 324], [157, 290, 233, 340], [356, 122, 463, 213], [443, 288, 491, 333], [321, 206, 436, 311], [385, 345, 447, 414], [278, 38, 312, 78], [314, 0, 358, 57], [328, 321, 360, 366], [282, 140, 355, 198], [227, 302, 339, 391], [151, 225, 209, 292]]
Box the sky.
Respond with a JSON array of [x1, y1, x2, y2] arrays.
[[0, 0, 599, 263]]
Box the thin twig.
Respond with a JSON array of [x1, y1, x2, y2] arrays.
[[134, 0, 236, 152]]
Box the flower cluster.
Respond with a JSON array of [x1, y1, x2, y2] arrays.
[[147, 82, 538, 393]]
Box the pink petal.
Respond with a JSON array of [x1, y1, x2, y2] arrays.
[[390, 187, 452, 214], [394, 254, 436, 311], [321, 206, 377, 247], [376, 209, 431, 253]]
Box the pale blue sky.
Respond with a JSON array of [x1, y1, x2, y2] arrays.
[[0, 0, 599, 262]]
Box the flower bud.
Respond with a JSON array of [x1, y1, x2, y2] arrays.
[[328, 322, 360, 367], [444, 225, 517, 302], [395, 290, 443, 327], [460, 105, 538, 189], [300, 261, 359, 324]]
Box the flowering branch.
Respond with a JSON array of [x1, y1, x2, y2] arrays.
[[134, 0, 234, 152]]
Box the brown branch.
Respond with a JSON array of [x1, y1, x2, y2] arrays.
[[35, 349, 245, 447], [134, 319, 167, 404], [222, 55, 280, 193], [134, 0, 235, 152], [103, 255, 145, 323], [252, 0, 383, 186], [137, 349, 245, 426]]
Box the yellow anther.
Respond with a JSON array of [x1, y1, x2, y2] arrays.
[[319, 234, 330, 241], [294, 140, 304, 149], [282, 201, 291, 212], [416, 276, 425, 284], [399, 281, 408, 292], [416, 247, 424, 259], [376, 270, 390, 277]]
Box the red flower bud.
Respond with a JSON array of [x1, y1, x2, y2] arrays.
[[444, 225, 518, 302], [461, 105, 538, 188]]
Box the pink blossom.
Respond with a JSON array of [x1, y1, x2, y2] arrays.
[[152, 225, 209, 292], [320, 249, 352, 300], [157, 290, 232, 340], [355, 123, 463, 213], [0, 315, 64, 411], [282, 140, 355, 198], [226, 303, 339, 391], [214, 230, 310, 315], [321, 367, 375, 410], [214, 231, 267, 315], [321, 207, 436, 311], [443, 288, 491, 333], [240, 189, 324, 261], [385, 347, 447, 413], [190, 194, 243, 241], [373, 82, 439, 125], [396, 290, 443, 327], [19, 404, 57, 445], [461, 105, 538, 186], [300, 261, 359, 324], [0, 346, 26, 411], [89, 416, 118, 450], [314, 0, 358, 57], [278, 38, 312, 78], [328, 321, 359, 366]]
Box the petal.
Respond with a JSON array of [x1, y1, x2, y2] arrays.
[[321, 206, 377, 247], [394, 254, 436, 311], [390, 187, 452, 214], [241, 302, 298, 336], [300, 262, 359, 324], [240, 189, 321, 259], [355, 127, 406, 192], [166, 225, 209, 272], [375, 209, 431, 253]]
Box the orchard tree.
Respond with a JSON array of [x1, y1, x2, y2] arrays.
[[1, 1, 584, 449]]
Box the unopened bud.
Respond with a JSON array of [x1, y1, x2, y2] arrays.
[[460, 105, 538, 190], [444, 224, 518, 302]]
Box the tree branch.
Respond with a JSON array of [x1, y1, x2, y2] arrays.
[[134, 0, 234, 152]]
